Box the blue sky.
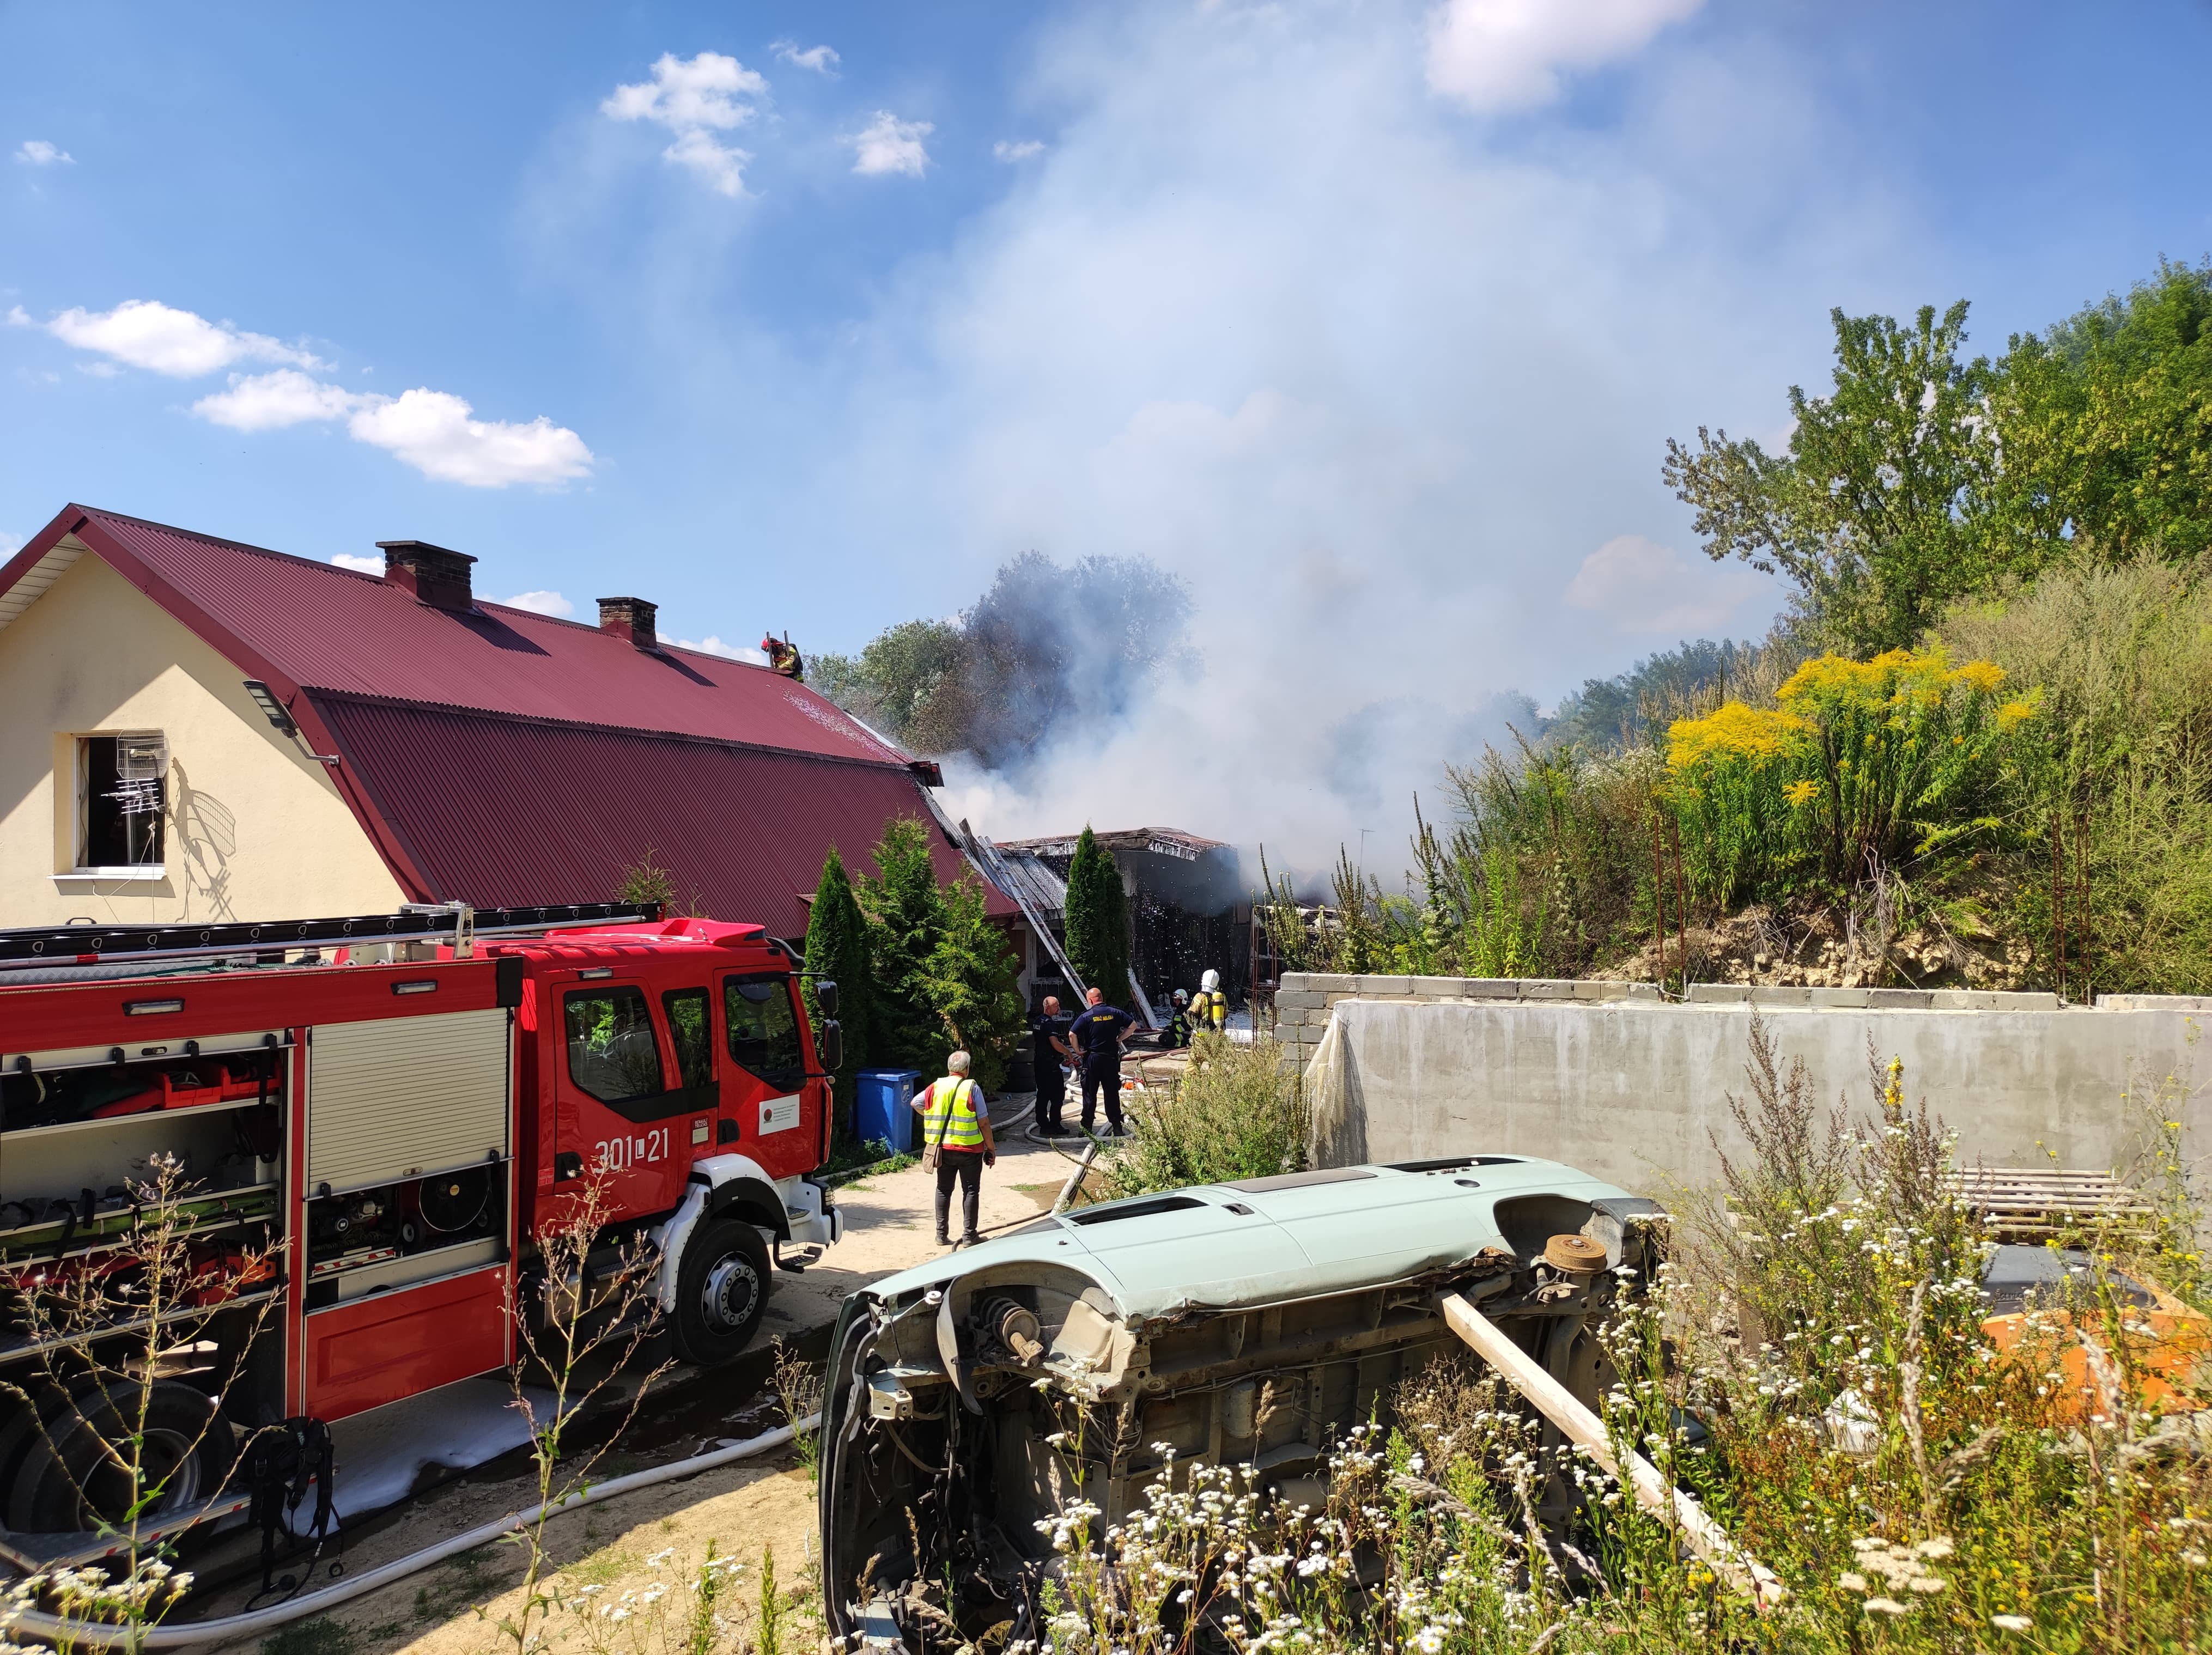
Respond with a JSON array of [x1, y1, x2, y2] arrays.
[[5, 1, 2210, 849]]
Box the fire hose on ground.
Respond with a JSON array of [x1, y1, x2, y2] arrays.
[[4, 1415, 819, 1651]]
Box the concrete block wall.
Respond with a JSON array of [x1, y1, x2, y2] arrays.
[[1273, 972, 2209, 1202], [1271, 973, 1663, 1073]]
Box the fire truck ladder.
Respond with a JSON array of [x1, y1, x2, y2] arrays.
[[0, 900, 664, 971]]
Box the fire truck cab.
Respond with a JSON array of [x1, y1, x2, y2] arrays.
[[0, 902, 841, 1555]]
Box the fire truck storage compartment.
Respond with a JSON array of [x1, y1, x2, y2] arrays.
[[0, 1032, 286, 1268], [307, 1008, 510, 1191], [303, 1258, 510, 1421]]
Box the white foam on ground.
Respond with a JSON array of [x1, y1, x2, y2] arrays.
[[287, 1376, 552, 1534]]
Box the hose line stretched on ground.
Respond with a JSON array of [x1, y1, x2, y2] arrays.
[[6, 1416, 819, 1651]]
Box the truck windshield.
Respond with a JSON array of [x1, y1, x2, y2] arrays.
[[724, 976, 804, 1091], [564, 987, 666, 1103]]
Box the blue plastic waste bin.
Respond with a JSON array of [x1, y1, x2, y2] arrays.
[[855, 1069, 923, 1155]]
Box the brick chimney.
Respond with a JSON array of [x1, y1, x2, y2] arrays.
[[375, 540, 477, 610], [597, 597, 658, 650]]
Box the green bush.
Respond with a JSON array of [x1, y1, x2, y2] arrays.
[[1098, 1033, 1304, 1197], [1664, 646, 2035, 905]]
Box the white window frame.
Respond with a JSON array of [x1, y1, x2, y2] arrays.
[[60, 729, 169, 880]]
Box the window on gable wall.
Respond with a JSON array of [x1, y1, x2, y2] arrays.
[[78, 732, 167, 869]]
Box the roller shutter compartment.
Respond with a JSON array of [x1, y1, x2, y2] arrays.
[[308, 1009, 511, 1192]]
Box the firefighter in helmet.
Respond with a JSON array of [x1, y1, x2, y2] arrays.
[[1189, 969, 1229, 1038], [1166, 988, 1192, 1048], [760, 632, 805, 680]]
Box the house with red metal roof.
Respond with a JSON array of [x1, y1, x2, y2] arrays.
[[0, 504, 996, 942]]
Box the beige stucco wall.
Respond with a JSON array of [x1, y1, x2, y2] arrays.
[[0, 543, 408, 925]]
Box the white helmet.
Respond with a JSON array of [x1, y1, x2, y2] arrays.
[[1200, 969, 1220, 993]]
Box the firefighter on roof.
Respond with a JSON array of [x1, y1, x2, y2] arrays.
[[761, 632, 805, 680]]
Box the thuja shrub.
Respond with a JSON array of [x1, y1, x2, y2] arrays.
[[1667, 646, 2038, 903]]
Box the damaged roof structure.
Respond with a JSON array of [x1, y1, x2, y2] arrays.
[[975, 825, 1253, 1018]]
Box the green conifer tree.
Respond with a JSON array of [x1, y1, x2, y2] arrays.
[[859, 817, 952, 1077], [801, 844, 873, 1142], [1062, 825, 1130, 1006], [927, 873, 1026, 1091]]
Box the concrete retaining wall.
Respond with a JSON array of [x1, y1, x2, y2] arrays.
[[1274, 972, 2210, 1201]]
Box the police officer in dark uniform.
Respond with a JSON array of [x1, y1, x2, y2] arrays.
[[1029, 994, 1075, 1135], [1068, 985, 1136, 1136]]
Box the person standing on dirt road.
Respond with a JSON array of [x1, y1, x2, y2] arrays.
[[1069, 985, 1136, 1137], [1030, 994, 1075, 1135], [912, 1050, 995, 1248]]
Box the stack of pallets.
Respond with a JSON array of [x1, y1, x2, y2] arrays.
[[1948, 1166, 2155, 1242]]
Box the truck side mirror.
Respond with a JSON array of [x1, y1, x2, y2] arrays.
[[819, 1019, 843, 1073], [816, 979, 839, 1019]]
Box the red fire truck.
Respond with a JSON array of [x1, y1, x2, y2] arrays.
[[0, 901, 842, 1551]]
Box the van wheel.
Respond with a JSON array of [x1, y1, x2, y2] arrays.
[[672, 1218, 771, 1365], [7, 1380, 233, 1534]]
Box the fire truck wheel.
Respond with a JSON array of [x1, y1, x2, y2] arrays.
[[6, 1380, 234, 1534], [672, 1218, 772, 1365]]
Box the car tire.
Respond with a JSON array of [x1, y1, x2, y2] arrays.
[[671, 1217, 772, 1366], [7, 1379, 234, 1534]]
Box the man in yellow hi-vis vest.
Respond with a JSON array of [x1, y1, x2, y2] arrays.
[[909, 1049, 996, 1248]]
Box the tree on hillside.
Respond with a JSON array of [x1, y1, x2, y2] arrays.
[[927, 873, 1025, 1090], [858, 818, 949, 1076], [1062, 826, 1129, 1005], [802, 845, 873, 1139], [1995, 259, 2212, 561], [1664, 302, 2006, 654]]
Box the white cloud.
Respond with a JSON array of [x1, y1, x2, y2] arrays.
[[347, 388, 594, 488], [993, 139, 1046, 162], [1426, 0, 1704, 111], [1, 532, 22, 557], [14, 140, 72, 166], [667, 634, 769, 663], [1563, 535, 1766, 636], [497, 589, 576, 618], [603, 51, 767, 196], [136, 337, 594, 490], [661, 127, 751, 197], [192, 369, 364, 430], [771, 40, 839, 74], [42, 299, 322, 378], [4, 306, 28, 327], [852, 112, 932, 177], [331, 552, 385, 574]]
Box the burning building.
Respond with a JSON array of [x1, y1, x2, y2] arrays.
[[964, 826, 1252, 1022]]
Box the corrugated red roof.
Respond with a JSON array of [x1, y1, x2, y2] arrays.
[[312, 696, 981, 937], [0, 504, 1018, 927], [72, 508, 906, 766]]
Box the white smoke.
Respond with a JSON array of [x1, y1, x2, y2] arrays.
[[814, 0, 1846, 886]]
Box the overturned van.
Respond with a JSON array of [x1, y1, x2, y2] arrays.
[[816, 1157, 1667, 1648]]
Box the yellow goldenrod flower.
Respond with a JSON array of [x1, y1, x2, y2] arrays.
[[1666, 702, 1809, 772], [1784, 780, 1819, 807]]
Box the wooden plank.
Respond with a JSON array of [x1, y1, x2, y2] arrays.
[[1441, 1294, 1785, 1607]]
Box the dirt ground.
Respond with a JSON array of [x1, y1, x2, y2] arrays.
[[184, 1111, 1088, 1655]]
